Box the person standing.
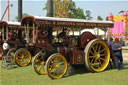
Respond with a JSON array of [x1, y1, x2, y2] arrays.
[[112, 38, 123, 70], [3, 40, 10, 56], [107, 37, 116, 68]]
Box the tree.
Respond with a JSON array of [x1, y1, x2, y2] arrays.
[[85, 10, 92, 20], [97, 16, 103, 21], [118, 10, 128, 14], [106, 16, 108, 21], [43, 0, 86, 19], [14, 13, 29, 21]]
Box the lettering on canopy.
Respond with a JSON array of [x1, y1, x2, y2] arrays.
[[36, 20, 113, 28]]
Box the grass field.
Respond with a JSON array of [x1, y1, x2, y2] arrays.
[[0, 50, 128, 85]]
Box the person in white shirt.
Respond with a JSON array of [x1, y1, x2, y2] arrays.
[[3, 40, 10, 55]]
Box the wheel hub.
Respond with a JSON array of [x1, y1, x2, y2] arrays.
[[96, 52, 100, 59], [41, 62, 45, 65]]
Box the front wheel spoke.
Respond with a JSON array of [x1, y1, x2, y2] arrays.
[[17, 56, 22, 61], [95, 43, 99, 51], [94, 59, 98, 63], [98, 44, 101, 52], [99, 48, 106, 53], [24, 58, 28, 63], [57, 57, 62, 62], [21, 59, 25, 64], [98, 59, 102, 65], [99, 58, 105, 61], [42, 65, 45, 72], [89, 50, 94, 55], [39, 65, 44, 72], [20, 60, 24, 64], [55, 68, 59, 75], [89, 56, 96, 58], [35, 64, 40, 68], [92, 47, 96, 53], [51, 68, 57, 74], [100, 54, 106, 56], [58, 61, 64, 65], [55, 57, 59, 62], [90, 58, 95, 63]]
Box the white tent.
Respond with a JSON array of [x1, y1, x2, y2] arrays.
[[81, 28, 105, 36], [69, 28, 105, 36]]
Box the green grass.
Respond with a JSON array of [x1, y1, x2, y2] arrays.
[[1, 61, 128, 85]]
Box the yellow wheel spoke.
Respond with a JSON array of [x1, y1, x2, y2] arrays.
[[39, 65, 44, 72], [24, 58, 28, 63], [99, 58, 105, 61], [89, 56, 96, 58], [100, 54, 106, 56], [98, 59, 102, 65], [94, 59, 98, 63], [99, 48, 106, 53], [57, 57, 62, 62], [58, 61, 64, 65], [91, 63, 99, 66], [22, 59, 25, 64], [53, 57, 58, 63], [89, 50, 94, 55], [92, 47, 96, 53], [52, 69, 57, 75], [98, 44, 101, 52], [96, 43, 99, 51], [90, 58, 95, 63], [42, 66, 45, 72]]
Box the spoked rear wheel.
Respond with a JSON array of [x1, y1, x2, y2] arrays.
[[15, 48, 32, 67], [32, 52, 46, 75], [46, 53, 67, 79], [7, 48, 16, 64], [84, 39, 110, 72], [0, 46, 4, 60]]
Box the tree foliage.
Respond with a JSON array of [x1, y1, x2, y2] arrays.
[[97, 16, 103, 21], [118, 10, 128, 14], [14, 13, 30, 21], [43, 0, 86, 19], [85, 10, 92, 20]]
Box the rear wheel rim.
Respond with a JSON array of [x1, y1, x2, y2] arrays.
[[46, 53, 67, 79], [85, 39, 110, 72]]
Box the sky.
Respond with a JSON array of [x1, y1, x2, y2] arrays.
[[0, 0, 128, 21]]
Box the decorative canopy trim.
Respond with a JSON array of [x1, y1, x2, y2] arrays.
[[21, 16, 114, 28]]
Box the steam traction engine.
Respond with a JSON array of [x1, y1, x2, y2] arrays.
[[21, 16, 113, 79], [0, 21, 4, 60], [0, 21, 31, 67]]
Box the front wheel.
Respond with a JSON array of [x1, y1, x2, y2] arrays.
[[46, 53, 67, 79], [15, 48, 32, 67], [84, 39, 110, 72], [32, 52, 46, 75], [7, 48, 16, 64]]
